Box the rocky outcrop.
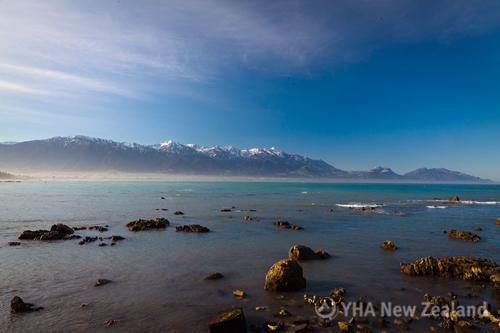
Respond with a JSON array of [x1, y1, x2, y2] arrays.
[[447, 230, 480, 242], [126, 218, 169, 231], [448, 196, 460, 203], [175, 224, 210, 233], [209, 308, 246, 333], [400, 256, 498, 282], [380, 240, 397, 251], [264, 259, 306, 292], [11, 296, 43, 313], [18, 224, 74, 241], [288, 245, 330, 261], [273, 220, 303, 231]]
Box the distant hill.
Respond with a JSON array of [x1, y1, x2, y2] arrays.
[[0, 136, 491, 182], [0, 171, 15, 179]]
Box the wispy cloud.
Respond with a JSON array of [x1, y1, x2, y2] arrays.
[[0, 0, 499, 107]]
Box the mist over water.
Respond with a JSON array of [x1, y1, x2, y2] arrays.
[[1, 181, 499, 332]]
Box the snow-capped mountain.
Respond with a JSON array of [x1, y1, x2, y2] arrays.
[[0, 136, 491, 182]]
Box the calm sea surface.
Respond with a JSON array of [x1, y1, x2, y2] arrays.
[[0, 181, 499, 332]]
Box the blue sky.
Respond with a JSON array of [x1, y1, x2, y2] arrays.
[[1, 0, 500, 179]]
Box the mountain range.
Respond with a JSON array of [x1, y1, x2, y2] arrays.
[[0, 136, 491, 182]]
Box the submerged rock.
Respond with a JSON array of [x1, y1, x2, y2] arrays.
[[447, 230, 481, 242], [95, 279, 112, 287], [380, 240, 397, 251], [8, 242, 21, 246], [10, 296, 43, 313], [448, 196, 460, 203], [174, 211, 185, 215], [288, 245, 330, 261], [400, 256, 498, 282], [220, 208, 232, 212], [89, 225, 108, 232], [79, 236, 98, 245], [175, 224, 210, 233], [264, 259, 306, 292], [209, 308, 246, 333], [106, 235, 125, 242], [205, 272, 224, 280], [273, 220, 303, 231], [126, 218, 169, 231]]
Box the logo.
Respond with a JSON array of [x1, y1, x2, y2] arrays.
[[314, 297, 337, 320]]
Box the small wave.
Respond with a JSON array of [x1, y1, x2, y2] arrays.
[[426, 205, 447, 209], [301, 191, 308, 194], [336, 203, 383, 209], [460, 200, 499, 205]]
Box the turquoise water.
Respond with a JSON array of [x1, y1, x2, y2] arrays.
[[0, 181, 499, 332]]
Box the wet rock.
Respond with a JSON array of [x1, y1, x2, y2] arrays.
[[205, 272, 224, 280], [79, 236, 98, 245], [454, 320, 475, 333], [10, 296, 42, 313], [423, 293, 448, 306], [496, 217, 500, 225], [288, 245, 330, 261], [233, 290, 246, 298], [89, 225, 108, 232], [264, 321, 284, 332], [8, 242, 21, 246], [400, 256, 498, 282], [264, 259, 306, 292], [329, 287, 346, 302], [50, 223, 74, 235], [273, 220, 303, 231], [447, 230, 481, 242], [284, 323, 308, 333], [104, 319, 117, 327], [255, 306, 267, 311], [209, 308, 246, 333], [98, 243, 107, 247], [174, 211, 185, 215], [274, 308, 291, 318], [106, 235, 125, 242], [380, 240, 397, 251], [19, 229, 62, 240], [393, 318, 411, 330], [175, 224, 210, 233], [243, 215, 258, 221], [338, 321, 352, 331], [220, 208, 232, 212], [94, 279, 112, 287], [73, 226, 87, 231], [491, 273, 500, 289], [126, 218, 169, 231], [161, 197, 166, 200], [448, 196, 460, 203]]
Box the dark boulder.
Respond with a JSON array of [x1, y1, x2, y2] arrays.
[[264, 259, 306, 292], [126, 218, 169, 231], [209, 308, 246, 333], [496, 217, 500, 225], [380, 240, 397, 251], [50, 224, 74, 235], [448, 196, 460, 203], [11, 296, 42, 313], [95, 279, 112, 287], [205, 272, 224, 280], [8, 242, 21, 246], [447, 230, 481, 242], [288, 245, 330, 261], [174, 211, 185, 215], [175, 224, 210, 233], [106, 235, 125, 241]]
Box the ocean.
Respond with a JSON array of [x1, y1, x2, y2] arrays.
[[1, 181, 499, 332]]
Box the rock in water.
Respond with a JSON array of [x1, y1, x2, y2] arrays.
[[380, 240, 397, 251], [496, 217, 500, 225], [126, 218, 169, 231], [448, 196, 460, 203], [288, 245, 330, 260], [447, 230, 481, 242], [95, 279, 112, 287], [264, 259, 306, 292], [175, 224, 210, 233], [10, 296, 42, 313], [400, 256, 498, 282], [205, 272, 224, 280], [209, 308, 246, 333], [50, 223, 74, 235]]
